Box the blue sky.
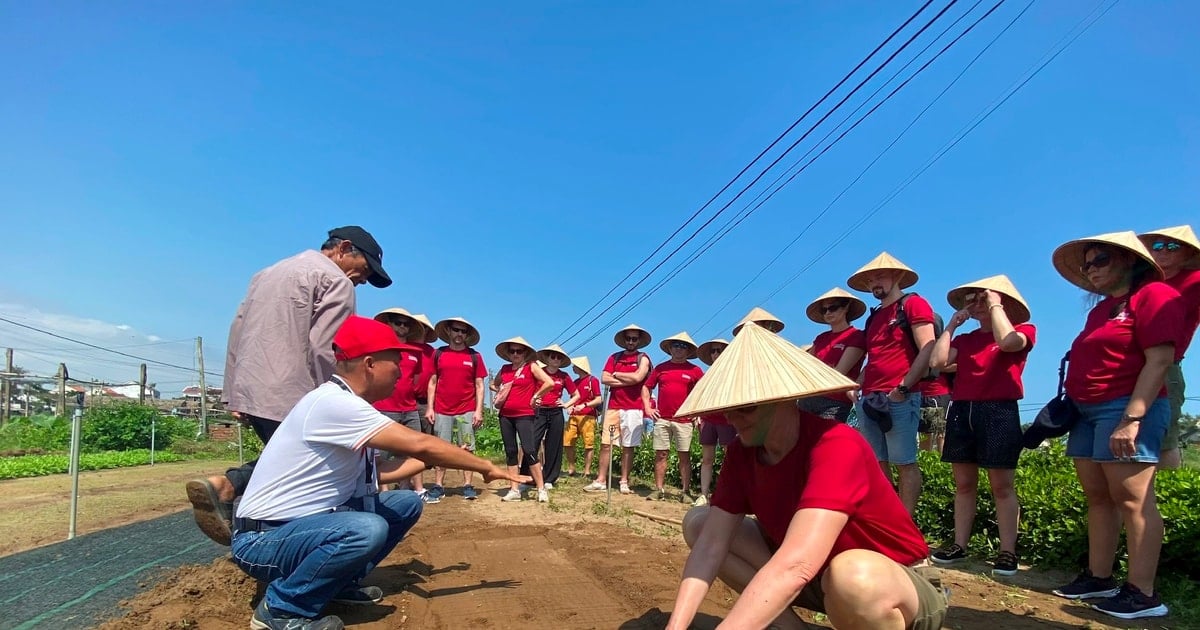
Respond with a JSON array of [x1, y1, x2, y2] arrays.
[[0, 1, 1196, 414]]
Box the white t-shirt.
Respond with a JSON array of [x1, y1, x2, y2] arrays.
[[236, 377, 394, 521]]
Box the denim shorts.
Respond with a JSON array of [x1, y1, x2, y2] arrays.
[[855, 392, 921, 465], [1065, 396, 1169, 463]]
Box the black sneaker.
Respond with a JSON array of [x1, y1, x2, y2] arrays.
[[251, 600, 344, 630], [332, 583, 384, 605], [1091, 582, 1169, 619], [1051, 569, 1120, 600], [991, 551, 1019, 577], [930, 544, 966, 565]]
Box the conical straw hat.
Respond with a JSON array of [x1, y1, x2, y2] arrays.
[[847, 252, 919, 293], [1052, 231, 1163, 292], [697, 339, 728, 366], [658, 331, 699, 359], [570, 356, 592, 375], [805, 287, 867, 324], [434, 316, 481, 346], [537, 343, 571, 366], [613, 324, 652, 349], [946, 275, 1031, 325], [411, 314, 438, 344], [732, 307, 786, 336], [373, 307, 427, 343], [494, 336, 536, 363], [1139, 225, 1200, 269], [799, 343, 814, 352], [676, 322, 858, 418]]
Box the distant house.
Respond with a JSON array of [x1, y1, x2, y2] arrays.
[[108, 382, 160, 399], [182, 385, 222, 401]]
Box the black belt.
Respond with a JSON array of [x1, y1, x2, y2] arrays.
[[233, 516, 290, 533]]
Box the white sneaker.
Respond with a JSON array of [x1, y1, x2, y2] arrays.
[[583, 481, 605, 492], [692, 494, 709, 507], [502, 489, 522, 502], [537, 489, 549, 503], [619, 482, 633, 495], [544, 482, 554, 490]]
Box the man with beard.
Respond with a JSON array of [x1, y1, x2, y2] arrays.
[[847, 252, 937, 516]]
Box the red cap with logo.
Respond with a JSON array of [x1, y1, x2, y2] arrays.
[[333, 315, 407, 361]]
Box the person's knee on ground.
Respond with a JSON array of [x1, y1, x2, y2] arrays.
[[822, 549, 918, 629], [682, 505, 710, 547]]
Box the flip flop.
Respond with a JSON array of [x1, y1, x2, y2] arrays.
[[185, 479, 232, 546]]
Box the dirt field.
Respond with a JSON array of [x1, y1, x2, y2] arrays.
[[0, 467, 1153, 629]]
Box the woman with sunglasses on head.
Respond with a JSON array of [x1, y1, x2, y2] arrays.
[[799, 288, 867, 423], [1047, 232, 1184, 620], [491, 337, 554, 502], [928, 276, 1035, 577], [1138, 225, 1200, 470]]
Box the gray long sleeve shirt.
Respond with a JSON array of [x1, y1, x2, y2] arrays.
[[222, 250, 356, 422]]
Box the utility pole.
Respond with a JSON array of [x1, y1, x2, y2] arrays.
[[196, 336, 208, 435], [57, 364, 67, 418], [2, 347, 12, 425], [138, 363, 147, 405]]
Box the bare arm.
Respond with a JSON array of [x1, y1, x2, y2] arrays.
[[930, 311, 963, 371], [642, 384, 660, 419], [377, 455, 427, 484], [833, 347, 865, 377], [665, 507, 743, 630], [424, 374, 439, 422], [1110, 344, 1176, 458], [366, 424, 524, 483], [900, 321, 936, 389], [601, 370, 621, 387], [529, 363, 554, 399]]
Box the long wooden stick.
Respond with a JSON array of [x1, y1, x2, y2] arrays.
[[632, 509, 683, 526]]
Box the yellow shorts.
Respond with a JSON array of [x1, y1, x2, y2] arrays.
[[565, 415, 596, 449]]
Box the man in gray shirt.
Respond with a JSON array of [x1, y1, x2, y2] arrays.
[[187, 226, 391, 545]]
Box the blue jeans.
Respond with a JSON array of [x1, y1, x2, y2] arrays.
[[1066, 396, 1169, 463], [231, 490, 423, 618], [855, 392, 922, 465]]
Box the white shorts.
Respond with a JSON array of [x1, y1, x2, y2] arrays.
[[610, 409, 645, 448]]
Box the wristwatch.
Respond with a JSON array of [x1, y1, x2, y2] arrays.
[[896, 384, 911, 395]]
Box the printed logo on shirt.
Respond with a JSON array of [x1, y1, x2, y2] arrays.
[[682, 374, 693, 381], [833, 343, 846, 350], [462, 360, 473, 366]]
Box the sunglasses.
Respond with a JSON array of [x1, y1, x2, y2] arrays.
[[388, 317, 413, 327], [820, 303, 844, 314], [1080, 252, 1112, 274], [960, 292, 988, 304], [1151, 240, 1183, 252], [669, 342, 690, 350], [624, 335, 642, 342], [508, 347, 527, 354], [449, 326, 470, 334]]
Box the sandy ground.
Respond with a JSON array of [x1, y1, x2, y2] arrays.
[[12, 468, 1154, 630]]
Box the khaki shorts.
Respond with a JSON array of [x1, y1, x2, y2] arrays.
[[652, 419, 693, 452], [565, 415, 596, 449], [794, 562, 948, 630]]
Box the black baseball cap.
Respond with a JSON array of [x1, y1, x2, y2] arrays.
[[328, 226, 392, 288]]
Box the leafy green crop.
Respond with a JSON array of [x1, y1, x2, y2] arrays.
[[0, 449, 183, 480]]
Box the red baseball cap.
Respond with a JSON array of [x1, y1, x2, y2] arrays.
[[333, 315, 407, 361]]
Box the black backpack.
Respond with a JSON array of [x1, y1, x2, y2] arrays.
[[864, 293, 950, 386]]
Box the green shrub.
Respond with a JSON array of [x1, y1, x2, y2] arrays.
[[0, 415, 71, 453], [81, 403, 190, 452], [0, 449, 183, 480]]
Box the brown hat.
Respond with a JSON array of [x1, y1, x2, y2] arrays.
[[1052, 231, 1163, 292], [614, 324, 652, 349], [847, 252, 919, 293], [658, 331, 699, 359], [732, 307, 785, 336], [676, 322, 857, 417], [1139, 225, 1200, 270], [495, 336, 536, 363], [697, 339, 729, 366], [805, 288, 867, 324], [946, 275, 1032, 325], [435, 317, 481, 346], [411, 314, 438, 344], [537, 344, 571, 366], [570, 356, 592, 375]]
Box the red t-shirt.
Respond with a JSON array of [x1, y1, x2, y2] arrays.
[[645, 361, 705, 421], [573, 375, 602, 416], [861, 295, 935, 393], [918, 373, 951, 397], [702, 412, 730, 426], [372, 346, 424, 412], [604, 351, 652, 411], [711, 414, 928, 567], [414, 342, 436, 403], [1065, 282, 1185, 403], [431, 346, 488, 415], [1165, 268, 1200, 358], [539, 369, 578, 407], [949, 324, 1037, 401], [497, 363, 539, 418], [811, 327, 866, 401]]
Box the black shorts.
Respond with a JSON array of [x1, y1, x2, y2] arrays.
[[940, 400, 1022, 469]]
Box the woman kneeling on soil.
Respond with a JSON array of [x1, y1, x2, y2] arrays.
[[492, 337, 554, 503], [1049, 231, 1182, 620], [928, 275, 1035, 577]]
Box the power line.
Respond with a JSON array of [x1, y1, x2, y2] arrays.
[[692, 0, 1031, 336], [551, 0, 948, 346], [566, 0, 1004, 352], [753, 0, 1120, 310], [0, 315, 222, 378]]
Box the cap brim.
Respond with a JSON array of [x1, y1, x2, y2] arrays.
[[365, 253, 392, 288]]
